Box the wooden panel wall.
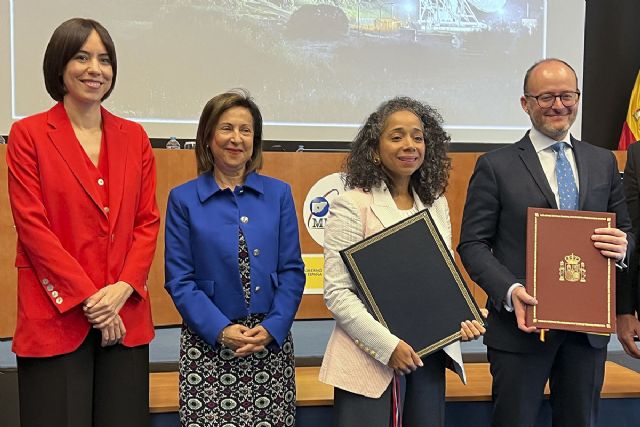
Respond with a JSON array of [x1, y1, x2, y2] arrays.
[[0, 145, 16, 339], [0, 147, 629, 338]]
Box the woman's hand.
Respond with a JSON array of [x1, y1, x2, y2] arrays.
[[219, 324, 274, 357], [99, 315, 126, 347], [460, 320, 486, 341], [388, 340, 423, 375], [234, 325, 274, 357], [83, 281, 134, 328], [218, 324, 252, 351]]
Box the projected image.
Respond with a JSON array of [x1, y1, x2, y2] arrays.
[[11, 0, 545, 133]]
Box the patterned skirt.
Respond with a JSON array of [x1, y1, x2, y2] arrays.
[[178, 314, 296, 427]]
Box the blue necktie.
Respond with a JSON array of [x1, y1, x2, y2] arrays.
[[551, 142, 578, 210]]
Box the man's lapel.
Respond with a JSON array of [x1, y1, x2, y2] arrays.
[[517, 133, 557, 209]]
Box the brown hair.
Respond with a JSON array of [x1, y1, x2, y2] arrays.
[[43, 18, 117, 102], [195, 89, 263, 175]]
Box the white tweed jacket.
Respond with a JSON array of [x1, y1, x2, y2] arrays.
[[319, 184, 465, 398]]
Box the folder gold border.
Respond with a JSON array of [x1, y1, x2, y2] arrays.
[[531, 211, 613, 330], [342, 210, 485, 357]]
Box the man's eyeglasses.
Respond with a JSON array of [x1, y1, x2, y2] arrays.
[[524, 91, 581, 108]]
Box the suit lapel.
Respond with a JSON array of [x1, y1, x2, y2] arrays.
[[102, 107, 127, 222], [47, 103, 105, 214], [517, 134, 557, 209], [369, 185, 429, 228], [571, 137, 588, 210], [414, 193, 426, 211], [370, 185, 401, 228]]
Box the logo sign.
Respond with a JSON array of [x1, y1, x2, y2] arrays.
[[302, 173, 346, 246], [302, 254, 324, 294]]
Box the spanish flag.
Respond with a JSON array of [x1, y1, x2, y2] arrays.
[[618, 70, 640, 150]]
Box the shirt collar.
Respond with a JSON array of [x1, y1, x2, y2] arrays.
[[197, 171, 263, 202], [529, 126, 573, 154]]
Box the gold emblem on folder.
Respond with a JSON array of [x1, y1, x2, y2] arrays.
[[559, 253, 586, 283]]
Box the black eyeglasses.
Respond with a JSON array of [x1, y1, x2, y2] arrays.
[[524, 91, 581, 108]]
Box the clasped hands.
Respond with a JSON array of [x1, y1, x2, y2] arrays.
[[513, 227, 627, 334], [83, 281, 134, 347], [388, 316, 486, 376], [219, 324, 273, 357]]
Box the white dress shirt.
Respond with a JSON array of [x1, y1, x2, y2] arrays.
[[505, 127, 579, 311]]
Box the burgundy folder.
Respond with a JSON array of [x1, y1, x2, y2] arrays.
[[525, 207, 615, 334]]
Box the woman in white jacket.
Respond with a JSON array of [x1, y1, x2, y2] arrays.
[[319, 96, 485, 426]]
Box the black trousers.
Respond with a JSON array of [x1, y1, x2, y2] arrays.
[[488, 332, 606, 427], [17, 329, 150, 427], [333, 350, 447, 427]]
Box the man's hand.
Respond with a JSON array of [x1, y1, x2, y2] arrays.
[[617, 314, 640, 358], [592, 228, 627, 261], [512, 287, 538, 333]]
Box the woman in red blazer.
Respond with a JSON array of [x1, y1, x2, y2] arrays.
[[7, 18, 160, 427]]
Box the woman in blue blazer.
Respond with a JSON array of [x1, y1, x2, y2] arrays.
[[165, 89, 305, 426]]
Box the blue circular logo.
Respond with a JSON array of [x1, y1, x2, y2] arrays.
[[309, 196, 330, 217]]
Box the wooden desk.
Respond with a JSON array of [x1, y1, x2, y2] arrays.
[[149, 361, 640, 413], [149, 366, 334, 413], [445, 361, 640, 402]]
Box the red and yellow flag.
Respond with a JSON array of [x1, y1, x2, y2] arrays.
[[618, 70, 640, 150]]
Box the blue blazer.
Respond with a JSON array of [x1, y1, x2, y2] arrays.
[[164, 172, 305, 348]]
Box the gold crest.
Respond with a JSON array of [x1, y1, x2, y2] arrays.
[[559, 253, 586, 283], [634, 108, 640, 121]]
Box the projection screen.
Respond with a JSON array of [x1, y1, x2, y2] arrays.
[[0, 0, 584, 142]]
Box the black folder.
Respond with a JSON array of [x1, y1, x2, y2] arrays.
[[340, 209, 484, 357]]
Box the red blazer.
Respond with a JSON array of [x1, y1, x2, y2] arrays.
[[7, 103, 160, 357]]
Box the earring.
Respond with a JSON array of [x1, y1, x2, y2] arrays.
[[372, 155, 381, 166]]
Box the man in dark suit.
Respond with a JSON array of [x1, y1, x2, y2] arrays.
[[458, 58, 631, 427], [619, 142, 640, 357]]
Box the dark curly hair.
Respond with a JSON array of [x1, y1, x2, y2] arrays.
[[344, 96, 451, 206]]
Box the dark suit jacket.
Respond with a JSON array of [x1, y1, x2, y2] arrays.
[[458, 133, 632, 353], [622, 141, 640, 315], [7, 102, 160, 357]]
